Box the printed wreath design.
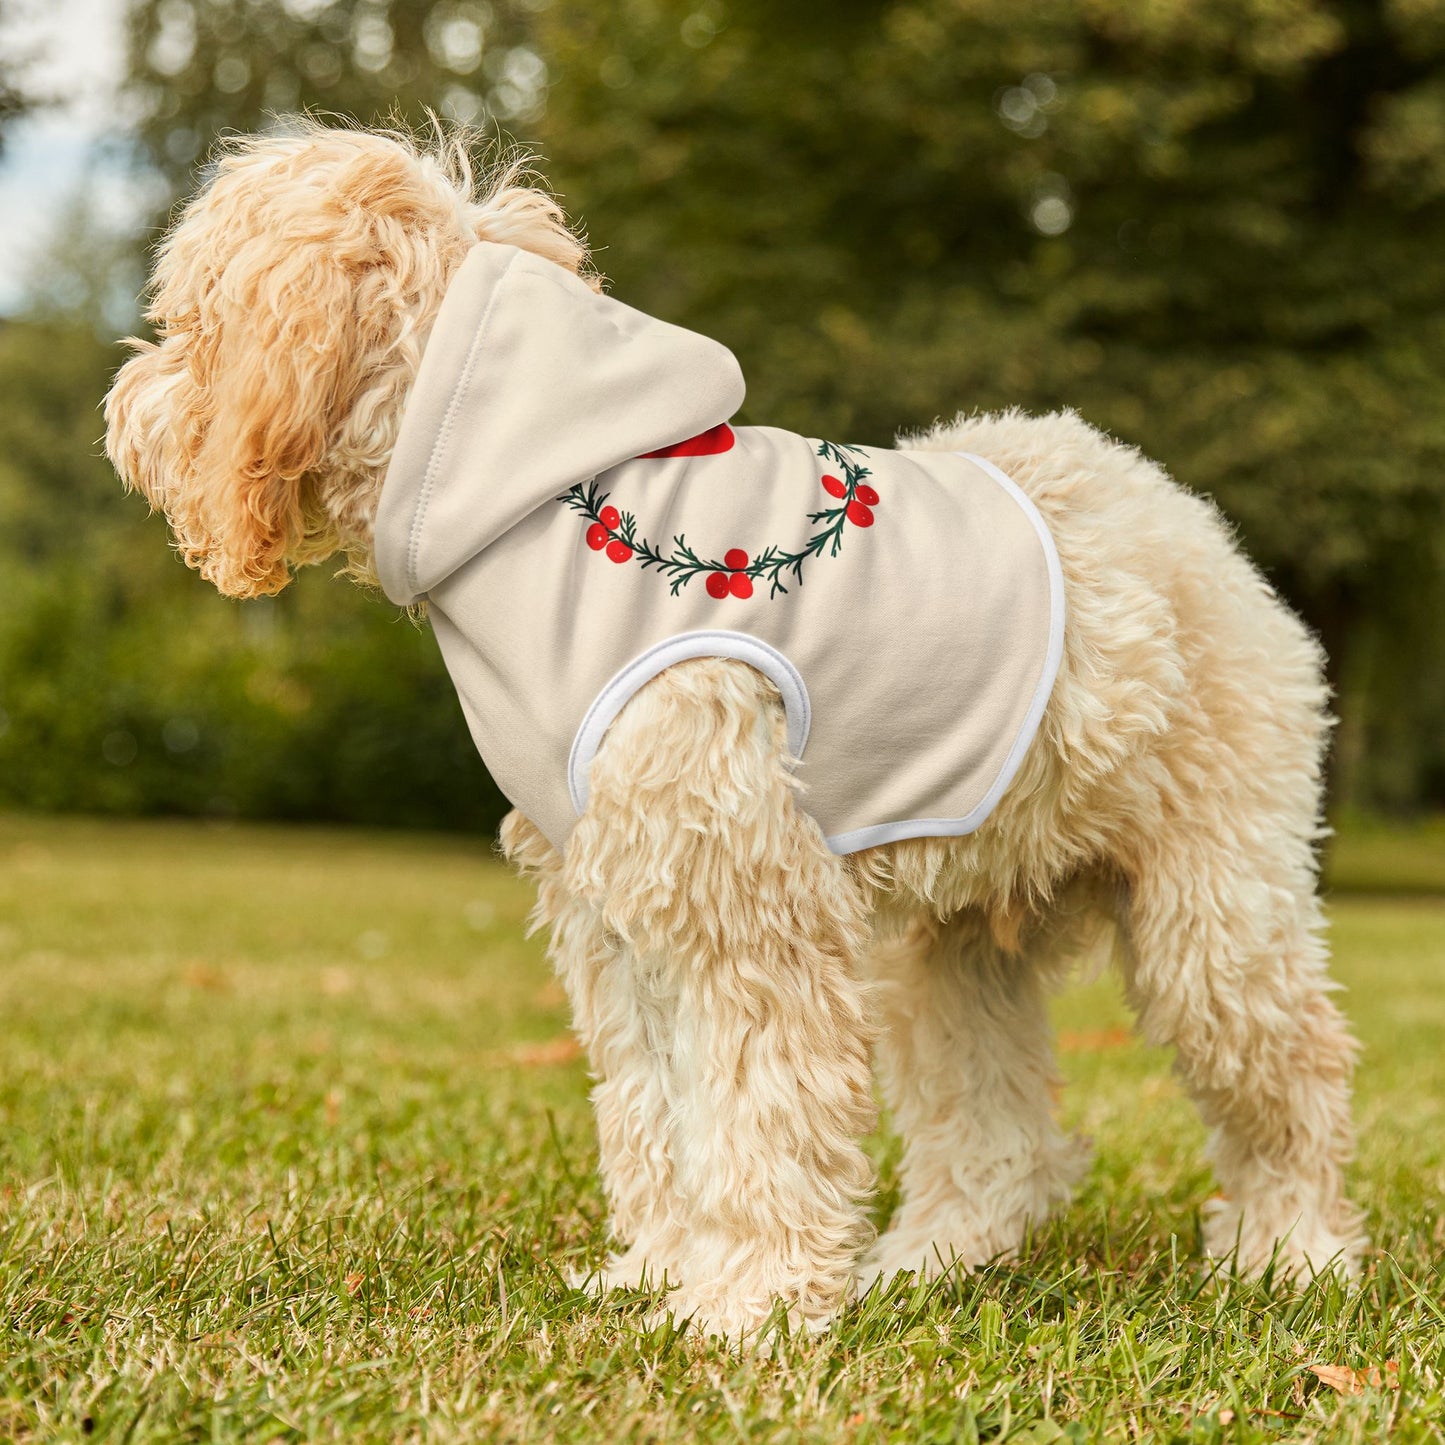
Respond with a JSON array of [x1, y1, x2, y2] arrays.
[[557, 436, 879, 600]]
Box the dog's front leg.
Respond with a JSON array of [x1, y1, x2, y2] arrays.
[[566, 659, 878, 1343], [501, 811, 686, 1289]]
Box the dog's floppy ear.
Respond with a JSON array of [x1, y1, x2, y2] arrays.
[[179, 242, 353, 598], [106, 238, 353, 600], [104, 129, 420, 600], [106, 333, 195, 532]]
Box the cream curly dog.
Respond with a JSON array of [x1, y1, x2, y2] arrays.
[[105, 124, 1364, 1342]]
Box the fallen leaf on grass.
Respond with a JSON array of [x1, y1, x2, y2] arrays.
[[181, 961, 229, 992], [498, 1037, 583, 1068], [344, 1273, 365, 1296], [534, 980, 567, 1009], [1309, 1362, 1399, 1395], [320, 967, 353, 997], [1057, 1027, 1133, 1052]]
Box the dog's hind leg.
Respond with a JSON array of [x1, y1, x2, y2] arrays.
[[1102, 569, 1365, 1280], [565, 658, 878, 1342], [1119, 827, 1365, 1280], [860, 909, 1089, 1288]]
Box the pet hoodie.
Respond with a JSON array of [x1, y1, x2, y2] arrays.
[[373, 242, 1064, 855]]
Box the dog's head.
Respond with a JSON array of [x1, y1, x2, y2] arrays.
[[105, 122, 590, 598]]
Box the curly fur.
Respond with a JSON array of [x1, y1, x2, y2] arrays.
[[105, 119, 592, 597], [105, 123, 1365, 1344]]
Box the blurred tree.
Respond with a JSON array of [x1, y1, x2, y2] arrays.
[[39, 0, 1444, 819], [125, 0, 546, 191], [0, 316, 507, 830], [0, 0, 38, 151], [532, 0, 1445, 808], [4, 0, 558, 831]]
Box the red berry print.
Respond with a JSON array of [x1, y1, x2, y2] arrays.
[[560, 439, 875, 599]]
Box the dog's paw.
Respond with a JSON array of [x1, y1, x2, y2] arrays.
[[855, 1232, 995, 1296], [860, 1133, 1092, 1295], [1202, 1196, 1367, 1282], [860, 1197, 1056, 1289], [645, 1287, 836, 1350], [570, 1245, 675, 1296]]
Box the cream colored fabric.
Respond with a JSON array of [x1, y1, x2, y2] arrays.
[[374, 243, 1064, 854]]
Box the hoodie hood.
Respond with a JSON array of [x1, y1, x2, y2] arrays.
[[374, 243, 746, 605]]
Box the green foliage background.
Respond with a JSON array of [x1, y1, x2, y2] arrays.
[[2, 0, 1444, 826]]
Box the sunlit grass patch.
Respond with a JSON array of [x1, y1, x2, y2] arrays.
[[2, 813, 1443, 1442]]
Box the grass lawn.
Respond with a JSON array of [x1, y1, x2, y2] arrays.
[[2, 813, 1443, 1443]]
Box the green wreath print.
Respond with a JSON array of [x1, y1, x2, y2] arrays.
[[557, 438, 880, 600]]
